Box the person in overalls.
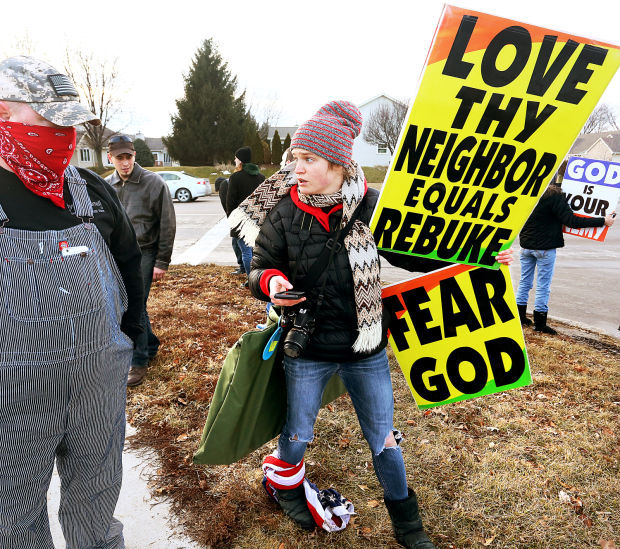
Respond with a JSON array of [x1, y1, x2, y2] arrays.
[[0, 56, 144, 548]]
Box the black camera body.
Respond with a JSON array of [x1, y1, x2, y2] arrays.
[[281, 307, 315, 358]]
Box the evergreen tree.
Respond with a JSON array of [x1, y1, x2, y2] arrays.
[[164, 39, 252, 165], [283, 132, 291, 152], [251, 131, 264, 164], [271, 130, 282, 165], [262, 139, 272, 165], [134, 138, 154, 167]]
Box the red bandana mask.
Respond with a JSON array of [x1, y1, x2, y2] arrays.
[[0, 120, 77, 208]]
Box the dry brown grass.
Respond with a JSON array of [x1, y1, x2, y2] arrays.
[[126, 264, 620, 549]]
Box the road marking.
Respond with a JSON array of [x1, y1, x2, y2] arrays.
[[172, 216, 230, 266]]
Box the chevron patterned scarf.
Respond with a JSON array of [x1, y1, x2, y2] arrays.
[[229, 161, 382, 353]]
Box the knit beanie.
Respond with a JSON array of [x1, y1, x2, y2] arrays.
[[290, 100, 363, 166], [235, 146, 251, 164]]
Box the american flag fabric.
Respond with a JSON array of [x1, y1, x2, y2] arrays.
[[262, 453, 355, 532]]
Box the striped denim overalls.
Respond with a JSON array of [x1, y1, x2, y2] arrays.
[[0, 166, 133, 548]]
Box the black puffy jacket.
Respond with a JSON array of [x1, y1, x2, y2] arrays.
[[519, 185, 605, 250], [249, 187, 446, 362]]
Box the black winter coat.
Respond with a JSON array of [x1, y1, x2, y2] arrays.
[[519, 185, 605, 250], [249, 187, 447, 362], [226, 169, 266, 216]]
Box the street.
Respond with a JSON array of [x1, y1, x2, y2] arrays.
[[172, 195, 620, 338]]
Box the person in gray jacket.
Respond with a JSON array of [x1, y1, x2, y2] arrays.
[[106, 136, 176, 386]]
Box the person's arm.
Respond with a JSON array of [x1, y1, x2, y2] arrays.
[[101, 182, 145, 343], [248, 207, 289, 302], [552, 193, 607, 228], [154, 181, 176, 275], [226, 174, 238, 216]]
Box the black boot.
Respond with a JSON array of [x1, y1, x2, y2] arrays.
[[533, 310, 557, 334], [517, 304, 532, 326], [385, 489, 435, 549], [274, 485, 316, 531]]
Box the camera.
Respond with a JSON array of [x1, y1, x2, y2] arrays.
[[281, 307, 315, 358]]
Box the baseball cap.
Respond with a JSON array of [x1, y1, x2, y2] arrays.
[[0, 55, 100, 127], [108, 135, 135, 156]]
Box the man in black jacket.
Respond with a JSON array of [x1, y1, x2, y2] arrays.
[[516, 182, 615, 333], [226, 146, 265, 285], [217, 176, 244, 274], [106, 136, 176, 385]]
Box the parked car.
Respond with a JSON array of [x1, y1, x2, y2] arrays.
[[158, 171, 212, 202]]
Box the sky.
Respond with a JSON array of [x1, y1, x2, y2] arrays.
[[2, 0, 620, 138]]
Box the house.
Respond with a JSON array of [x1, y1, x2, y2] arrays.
[[71, 129, 179, 169], [267, 126, 298, 150], [353, 94, 407, 167], [569, 131, 620, 162]]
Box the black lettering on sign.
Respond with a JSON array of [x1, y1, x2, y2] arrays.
[[404, 178, 426, 207], [410, 357, 450, 402], [514, 102, 557, 143], [475, 93, 522, 138], [527, 36, 579, 96], [419, 131, 447, 177], [374, 208, 402, 248], [442, 15, 479, 80], [446, 347, 488, 394], [480, 26, 532, 87], [439, 277, 482, 337], [485, 337, 526, 386], [411, 215, 446, 255], [393, 211, 423, 252], [383, 294, 411, 352], [556, 44, 608, 105], [452, 86, 486, 129], [402, 286, 443, 345], [437, 221, 472, 260], [395, 125, 431, 174], [469, 268, 514, 326]]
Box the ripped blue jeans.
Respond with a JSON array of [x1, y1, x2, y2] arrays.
[[278, 349, 408, 501]]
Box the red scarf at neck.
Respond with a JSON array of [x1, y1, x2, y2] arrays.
[[0, 120, 77, 208]]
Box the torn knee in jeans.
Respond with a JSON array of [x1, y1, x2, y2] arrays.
[[373, 429, 403, 455], [288, 432, 313, 444]]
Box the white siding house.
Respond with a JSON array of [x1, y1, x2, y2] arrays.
[[70, 130, 179, 169], [353, 95, 406, 167]]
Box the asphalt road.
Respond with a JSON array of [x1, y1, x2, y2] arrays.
[[171, 195, 620, 338]]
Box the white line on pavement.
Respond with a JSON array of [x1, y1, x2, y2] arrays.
[[172, 216, 230, 266]]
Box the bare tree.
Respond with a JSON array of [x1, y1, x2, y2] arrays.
[[363, 99, 409, 154], [64, 50, 121, 170], [581, 103, 619, 134]]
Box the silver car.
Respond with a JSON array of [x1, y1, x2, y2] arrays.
[[158, 171, 212, 202]]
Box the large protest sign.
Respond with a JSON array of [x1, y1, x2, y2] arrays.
[[561, 156, 620, 241], [371, 5, 620, 269], [382, 264, 530, 409]]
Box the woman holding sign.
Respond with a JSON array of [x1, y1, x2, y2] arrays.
[[231, 101, 512, 548], [516, 175, 615, 334]]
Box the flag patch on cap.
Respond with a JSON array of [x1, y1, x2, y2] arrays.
[[48, 74, 78, 97]]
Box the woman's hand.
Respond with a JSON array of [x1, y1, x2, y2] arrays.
[[269, 275, 306, 307], [604, 211, 616, 227], [496, 248, 514, 266]]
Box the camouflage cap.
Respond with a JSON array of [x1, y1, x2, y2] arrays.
[[0, 55, 100, 127]]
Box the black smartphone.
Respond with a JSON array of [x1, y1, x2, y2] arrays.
[[273, 290, 306, 300]]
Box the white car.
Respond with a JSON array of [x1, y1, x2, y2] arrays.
[[158, 171, 212, 202]]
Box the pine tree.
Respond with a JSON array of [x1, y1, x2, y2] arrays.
[[271, 130, 283, 165], [262, 139, 272, 165], [134, 138, 155, 167], [283, 132, 291, 152], [164, 39, 253, 165], [251, 131, 264, 164]]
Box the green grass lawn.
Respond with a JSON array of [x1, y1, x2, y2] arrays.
[[100, 165, 387, 185]]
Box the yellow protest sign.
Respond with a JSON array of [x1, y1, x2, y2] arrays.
[[371, 5, 620, 268], [382, 264, 530, 409]]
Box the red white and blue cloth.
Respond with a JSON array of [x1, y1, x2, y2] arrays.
[[262, 452, 355, 532]]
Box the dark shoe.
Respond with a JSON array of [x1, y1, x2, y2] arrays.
[[274, 485, 315, 531], [533, 310, 557, 334], [232, 267, 245, 275], [517, 304, 532, 326], [385, 489, 435, 549], [127, 366, 148, 387], [241, 280, 249, 288]]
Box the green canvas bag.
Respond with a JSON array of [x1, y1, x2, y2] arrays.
[[193, 310, 346, 465]]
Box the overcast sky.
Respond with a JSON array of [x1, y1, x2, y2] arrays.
[[2, 0, 619, 138]]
